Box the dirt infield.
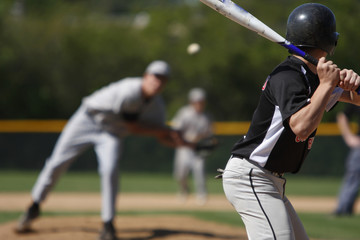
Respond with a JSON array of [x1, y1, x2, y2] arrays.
[[0, 216, 248, 240], [0, 193, 358, 240], [1, 192, 355, 213]]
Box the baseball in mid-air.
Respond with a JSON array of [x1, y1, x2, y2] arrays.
[[187, 43, 201, 55]]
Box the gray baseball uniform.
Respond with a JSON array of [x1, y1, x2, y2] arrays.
[[31, 77, 166, 222], [172, 104, 213, 202]]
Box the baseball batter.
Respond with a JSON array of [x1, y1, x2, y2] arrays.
[[172, 88, 213, 204], [16, 60, 185, 240], [221, 3, 360, 240]]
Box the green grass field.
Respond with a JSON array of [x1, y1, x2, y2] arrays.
[[0, 170, 344, 195], [0, 171, 359, 240]]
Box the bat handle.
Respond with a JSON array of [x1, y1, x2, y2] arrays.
[[281, 41, 319, 66], [282, 41, 360, 94], [303, 53, 318, 66]]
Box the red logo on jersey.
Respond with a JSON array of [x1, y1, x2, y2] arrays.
[[295, 136, 315, 150], [262, 76, 270, 91], [307, 137, 315, 150]]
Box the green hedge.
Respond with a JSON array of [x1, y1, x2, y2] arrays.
[[0, 133, 348, 176], [1, 1, 359, 121]]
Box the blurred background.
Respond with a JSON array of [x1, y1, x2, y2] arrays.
[[0, 0, 360, 176]]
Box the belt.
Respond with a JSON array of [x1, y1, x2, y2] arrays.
[[230, 155, 284, 178]]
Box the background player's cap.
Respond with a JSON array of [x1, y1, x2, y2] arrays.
[[145, 60, 171, 77], [189, 88, 206, 102]]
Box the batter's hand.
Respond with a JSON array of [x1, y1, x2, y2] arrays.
[[338, 69, 360, 92], [317, 57, 340, 88]]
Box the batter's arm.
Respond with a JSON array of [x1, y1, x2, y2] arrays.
[[289, 57, 339, 140], [339, 91, 360, 106]]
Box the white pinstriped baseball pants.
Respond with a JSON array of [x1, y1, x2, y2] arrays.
[[173, 147, 207, 199], [222, 157, 309, 240], [31, 105, 122, 222]]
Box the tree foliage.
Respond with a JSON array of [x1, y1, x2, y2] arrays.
[[0, 0, 359, 121]]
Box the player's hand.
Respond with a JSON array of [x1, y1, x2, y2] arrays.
[[345, 135, 360, 148], [168, 130, 186, 146], [317, 57, 340, 88], [338, 69, 360, 91], [157, 129, 186, 147]]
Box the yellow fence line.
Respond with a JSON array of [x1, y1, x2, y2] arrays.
[[212, 122, 250, 135], [214, 122, 358, 136], [0, 120, 67, 133], [0, 120, 357, 136]]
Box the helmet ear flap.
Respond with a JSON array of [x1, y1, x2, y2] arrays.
[[286, 3, 339, 55], [329, 32, 339, 55]]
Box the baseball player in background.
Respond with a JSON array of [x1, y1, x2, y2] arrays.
[[333, 105, 360, 216], [221, 3, 360, 240], [16, 60, 186, 240], [172, 88, 213, 205]]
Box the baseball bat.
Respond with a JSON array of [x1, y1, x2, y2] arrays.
[[200, 0, 360, 94]]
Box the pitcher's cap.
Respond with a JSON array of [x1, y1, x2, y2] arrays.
[[145, 60, 171, 77], [189, 88, 206, 102]]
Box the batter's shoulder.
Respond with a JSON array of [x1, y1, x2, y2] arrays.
[[270, 57, 304, 77], [268, 57, 304, 84]]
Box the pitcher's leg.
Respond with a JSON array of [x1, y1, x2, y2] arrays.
[[95, 133, 121, 222], [32, 107, 95, 202]]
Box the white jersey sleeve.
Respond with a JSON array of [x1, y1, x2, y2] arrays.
[[82, 77, 143, 114], [82, 77, 166, 135]]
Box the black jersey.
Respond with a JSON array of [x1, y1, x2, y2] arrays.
[[232, 56, 319, 173]]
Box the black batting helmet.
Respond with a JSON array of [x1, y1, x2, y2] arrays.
[[286, 3, 339, 55]]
